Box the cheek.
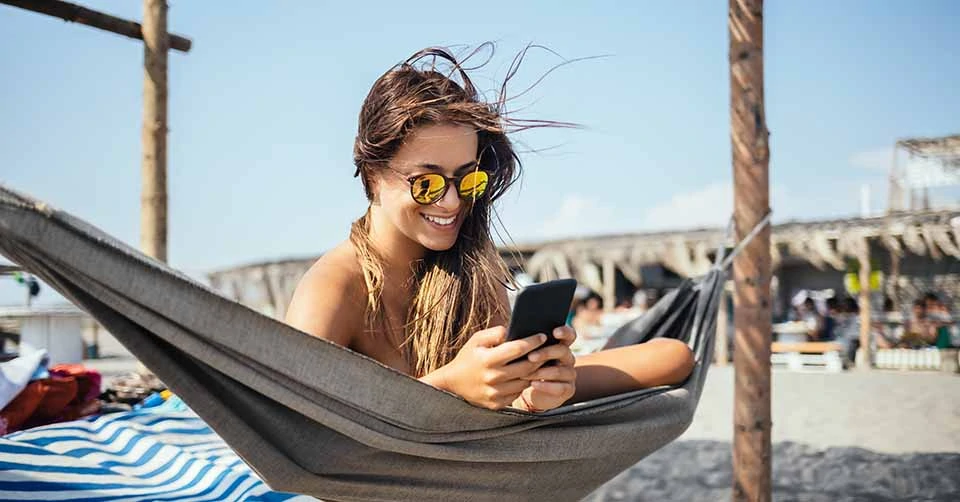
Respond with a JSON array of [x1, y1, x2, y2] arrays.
[[380, 189, 422, 223]]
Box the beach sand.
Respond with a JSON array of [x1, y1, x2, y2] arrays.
[[585, 366, 960, 501]]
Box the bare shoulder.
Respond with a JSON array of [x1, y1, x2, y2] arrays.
[[285, 241, 365, 347]]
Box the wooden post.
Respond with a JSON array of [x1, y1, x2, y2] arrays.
[[729, 0, 772, 500], [887, 143, 901, 213], [141, 0, 168, 262], [857, 239, 872, 369], [602, 257, 616, 312], [888, 249, 901, 310]]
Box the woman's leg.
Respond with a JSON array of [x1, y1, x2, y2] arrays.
[[569, 338, 695, 403]]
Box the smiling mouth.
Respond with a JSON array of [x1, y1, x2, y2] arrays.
[[421, 213, 457, 227]]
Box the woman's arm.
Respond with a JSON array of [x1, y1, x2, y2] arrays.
[[491, 286, 694, 409], [569, 338, 695, 403]]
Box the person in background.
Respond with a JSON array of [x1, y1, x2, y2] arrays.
[[632, 290, 650, 317], [614, 298, 633, 313], [566, 297, 584, 327], [924, 293, 955, 348], [901, 299, 934, 347], [872, 296, 901, 349], [837, 296, 861, 362], [821, 297, 840, 342], [572, 292, 604, 339], [800, 298, 825, 341]]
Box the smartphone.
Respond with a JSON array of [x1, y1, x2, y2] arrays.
[[506, 279, 578, 347]]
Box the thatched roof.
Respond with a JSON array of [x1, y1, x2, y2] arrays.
[[897, 134, 960, 165], [506, 210, 960, 289]]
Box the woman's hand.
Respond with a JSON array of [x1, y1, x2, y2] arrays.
[[512, 326, 578, 412], [420, 326, 546, 410]]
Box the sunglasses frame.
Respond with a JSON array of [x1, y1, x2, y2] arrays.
[[385, 165, 491, 206]]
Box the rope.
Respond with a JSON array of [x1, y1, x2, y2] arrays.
[[718, 211, 772, 271]]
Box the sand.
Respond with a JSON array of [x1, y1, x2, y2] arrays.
[[584, 366, 960, 500], [585, 440, 960, 501]]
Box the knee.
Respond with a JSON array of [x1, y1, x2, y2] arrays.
[[649, 338, 695, 384]]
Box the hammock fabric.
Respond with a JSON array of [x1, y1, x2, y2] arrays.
[[0, 185, 722, 502]]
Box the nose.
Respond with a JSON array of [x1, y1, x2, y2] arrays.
[[434, 180, 462, 212]]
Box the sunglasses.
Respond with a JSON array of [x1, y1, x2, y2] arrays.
[[386, 166, 490, 205]]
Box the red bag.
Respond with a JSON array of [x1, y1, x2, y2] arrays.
[[1, 377, 78, 434]]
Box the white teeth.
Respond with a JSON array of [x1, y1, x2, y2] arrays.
[[423, 214, 455, 226]]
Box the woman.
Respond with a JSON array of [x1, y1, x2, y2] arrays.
[[286, 47, 694, 413]]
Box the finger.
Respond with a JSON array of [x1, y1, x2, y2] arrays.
[[488, 333, 547, 364], [525, 365, 577, 383], [469, 326, 507, 348], [527, 344, 574, 365], [553, 326, 577, 347], [498, 358, 543, 381], [484, 358, 540, 384], [490, 380, 530, 402], [531, 380, 574, 397]]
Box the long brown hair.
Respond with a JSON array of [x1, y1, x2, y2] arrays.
[[351, 46, 565, 377]]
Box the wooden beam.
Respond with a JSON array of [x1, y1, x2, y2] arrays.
[[141, 0, 167, 262], [0, 0, 192, 52], [729, 0, 772, 500]]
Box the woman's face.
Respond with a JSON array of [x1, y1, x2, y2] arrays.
[[375, 122, 480, 252]]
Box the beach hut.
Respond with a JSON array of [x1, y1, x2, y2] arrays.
[[0, 304, 87, 364]]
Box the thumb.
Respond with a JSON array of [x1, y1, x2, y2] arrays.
[[467, 326, 507, 348]]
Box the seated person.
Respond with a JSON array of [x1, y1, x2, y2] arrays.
[[285, 47, 695, 412], [901, 299, 936, 348], [820, 297, 840, 342], [799, 298, 825, 341], [572, 293, 605, 339], [924, 293, 955, 348]]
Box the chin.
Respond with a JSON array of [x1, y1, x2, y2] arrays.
[[419, 236, 459, 252]]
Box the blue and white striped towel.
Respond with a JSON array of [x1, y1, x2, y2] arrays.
[[0, 410, 318, 501]]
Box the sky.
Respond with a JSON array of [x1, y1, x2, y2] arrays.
[[1, 1, 958, 305]]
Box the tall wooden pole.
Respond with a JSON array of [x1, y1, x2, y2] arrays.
[[141, 0, 168, 262], [729, 0, 772, 500], [857, 240, 872, 369]]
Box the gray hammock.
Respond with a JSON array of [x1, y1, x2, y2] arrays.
[[0, 184, 727, 502]]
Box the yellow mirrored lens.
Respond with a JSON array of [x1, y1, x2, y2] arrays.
[[458, 171, 489, 199], [411, 174, 447, 204]]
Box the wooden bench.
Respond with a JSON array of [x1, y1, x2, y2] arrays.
[[770, 341, 845, 372]]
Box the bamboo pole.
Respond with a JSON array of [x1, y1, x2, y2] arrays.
[[887, 144, 900, 213], [888, 250, 901, 310], [729, 0, 772, 500], [602, 257, 616, 312], [141, 0, 167, 262], [0, 0, 191, 52], [857, 240, 872, 369]]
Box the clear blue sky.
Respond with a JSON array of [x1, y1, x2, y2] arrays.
[[1, 1, 958, 305]]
